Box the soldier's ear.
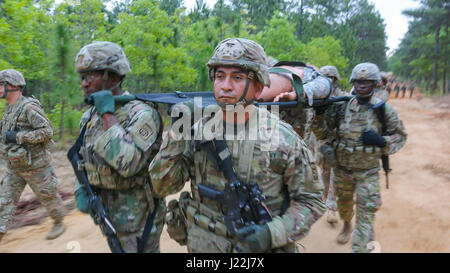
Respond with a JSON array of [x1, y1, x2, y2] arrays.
[[254, 80, 264, 99]]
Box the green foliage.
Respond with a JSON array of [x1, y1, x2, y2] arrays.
[[0, 0, 401, 142], [110, 0, 196, 92], [47, 104, 85, 141], [390, 0, 449, 94], [255, 15, 304, 61]]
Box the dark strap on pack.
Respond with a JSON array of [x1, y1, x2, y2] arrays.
[[137, 197, 160, 253], [137, 104, 164, 253], [268, 67, 306, 105], [274, 61, 306, 67]]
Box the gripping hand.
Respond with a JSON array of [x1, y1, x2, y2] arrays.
[[90, 90, 115, 116], [362, 130, 387, 147], [236, 224, 271, 253]]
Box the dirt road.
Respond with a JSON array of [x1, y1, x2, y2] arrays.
[[0, 94, 449, 253]]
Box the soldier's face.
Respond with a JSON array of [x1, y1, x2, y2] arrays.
[[80, 71, 104, 97], [0, 82, 15, 98], [0, 83, 5, 97], [353, 80, 376, 97], [213, 66, 263, 105]]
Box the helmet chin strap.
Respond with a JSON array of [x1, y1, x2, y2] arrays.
[[1, 82, 23, 99], [356, 89, 375, 104], [101, 70, 122, 92], [217, 71, 256, 109]]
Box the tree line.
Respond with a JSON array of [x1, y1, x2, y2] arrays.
[[0, 0, 389, 140], [389, 0, 449, 95]]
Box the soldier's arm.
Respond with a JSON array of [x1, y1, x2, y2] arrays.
[[382, 104, 408, 155], [93, 106, 161, 178], [266, 134, 326, 248], [311, 102, 340, 140], [148, 130, 192, 198], [16, 103, 53, 145]]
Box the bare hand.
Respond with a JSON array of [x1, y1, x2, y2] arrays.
[[273, 91, 297, 102]]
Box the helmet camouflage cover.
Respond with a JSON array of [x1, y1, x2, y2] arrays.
[[207, 38, 271, 87], [75, 41, 131, 76], [350, 62, 381, 84], [0, 69, 26, 86], [319, 65, 340, 81]]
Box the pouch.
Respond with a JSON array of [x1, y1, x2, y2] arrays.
[[7, 145, 31, 168], [165, 196, 188, 246]]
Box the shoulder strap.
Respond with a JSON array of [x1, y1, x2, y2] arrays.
[[12, 97, 36, 131], [136, 197, 160, 253], [268, 67, 306, 105]]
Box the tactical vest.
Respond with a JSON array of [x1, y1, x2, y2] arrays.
[[0, 96, 51, 169], [81, 100, 161, 190], [184, 107, 315, 241], [333, 97, 385, 170]]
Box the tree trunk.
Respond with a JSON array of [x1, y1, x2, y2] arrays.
[[443, 57, 447, 94], [431, 23, 441, 92], [298, 0, 304, 39], [59, 59, 65, 141]]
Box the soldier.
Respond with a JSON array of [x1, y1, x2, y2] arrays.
[[394, 83, 400, 98], [374, 72, 390, 102], [317, 65, 350, 225], [0, 69, 65, 242], [401, 84, 407, 98], [409, 83, 415, 98], [73, 41, 165, 253], [319, 65, 348, 97], [311, 63, 407, 252], [149, 38, 326, 253]]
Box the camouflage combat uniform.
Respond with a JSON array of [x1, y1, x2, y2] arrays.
[[373, 88, 390, 102], [0, 95, 64, 234], [312, 63, 408, 252], [279, 66, 332, 141], [149, 38, 325, 253], [76, 94, 166, 252], [74, 41, 165, 253], [150, 107, 325, 253]]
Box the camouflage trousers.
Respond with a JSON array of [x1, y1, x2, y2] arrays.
[[334, 166, 382, 253], [316, 141, 337, 211], [0, 165, 64, 233], [321, 162, 337, 212], [99, 187, 166, 253]]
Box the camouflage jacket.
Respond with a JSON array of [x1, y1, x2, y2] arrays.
[[78, 93, 162, 190], [149, 106, 326, 250], [312, 96, 407, 170], [280, 67, 332, 138], [373, 88, 390, 102], [0, 95, 53, 170], [75, 92, 163, 234], [332, 86, 350, 97]]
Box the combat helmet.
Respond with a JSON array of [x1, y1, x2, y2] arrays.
[[207, 38, 270, 106], [75, 41, 131, 76], [320, 65, 341, 81], [266, 56, 279, 68], [350, 62, 381, 84], [0, 69, 26, 98]]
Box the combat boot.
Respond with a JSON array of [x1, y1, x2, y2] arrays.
[[46, 221, 66, 240], [326, 210, 338, 224], [337, 221, 352, 244]]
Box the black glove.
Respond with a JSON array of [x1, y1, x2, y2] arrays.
[[236, 224, 271, 253], [362, 130, 387, 147], [5, 131, 17, 144]]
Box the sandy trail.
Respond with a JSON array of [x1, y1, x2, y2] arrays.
[[0, 94, 448, 253]]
